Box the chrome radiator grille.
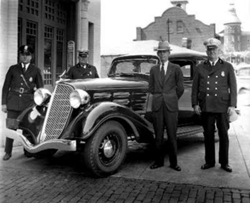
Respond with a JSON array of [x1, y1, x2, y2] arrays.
[[43, 84, 74, 141]]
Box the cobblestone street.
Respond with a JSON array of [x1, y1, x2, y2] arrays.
[[1, 98, 250, 203], [1, 167, 250, 203]]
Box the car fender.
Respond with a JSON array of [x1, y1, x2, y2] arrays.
[[62, 102, 154, 142]]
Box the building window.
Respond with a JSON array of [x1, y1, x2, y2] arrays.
[[18, 18, 22, 51], [177, 21, 184, 33], [56, 29, 64, 80], [195, 28, 202, 34], [45, 0, 55, 22], [231, 36, 234, 42], [26, 20, 37, 64], [26, 0, 39, 16], [57, 3, 67, 25], [44, 25, 53, 85]]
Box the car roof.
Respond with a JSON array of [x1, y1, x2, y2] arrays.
[[112, 51, 207, 62]]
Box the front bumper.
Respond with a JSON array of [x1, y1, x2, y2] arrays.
[[5, 129, 77, 153]]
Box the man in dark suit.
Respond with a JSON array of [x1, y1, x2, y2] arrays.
[[149, 41, 184, 171], [67, 50, 99, 79], [1, 45, 44, 160], [191, 38, 237, 172]]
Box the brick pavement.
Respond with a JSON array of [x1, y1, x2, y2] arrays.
[[0, 166, 250, 203], [1, 98, 250, 203]]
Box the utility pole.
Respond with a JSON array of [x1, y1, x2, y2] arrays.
[[167, 19, 170, 43]]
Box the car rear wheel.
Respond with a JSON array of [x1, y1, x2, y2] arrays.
[[83, 121, 128, 177]]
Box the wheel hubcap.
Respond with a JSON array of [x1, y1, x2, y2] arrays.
[[103, 140, 115, 158]]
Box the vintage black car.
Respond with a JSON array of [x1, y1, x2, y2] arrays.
[[8, 52, 207, 177]]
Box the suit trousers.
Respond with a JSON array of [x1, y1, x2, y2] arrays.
[[5, 110, 21, 154], [201, 112, 230, 166], [152, 103, 178, 166]]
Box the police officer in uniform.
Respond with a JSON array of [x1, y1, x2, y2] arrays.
[[191, 38, 237, 172], [1, 45, 44, 160], [67, 50, 99, 79]]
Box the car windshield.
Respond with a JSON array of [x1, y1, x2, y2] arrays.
[[109, 58, 158, 76]]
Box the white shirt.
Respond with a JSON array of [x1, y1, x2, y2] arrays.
[[22, 63, 30, 71], [161, 61, 168, 74], [209, 59, 218, 66]]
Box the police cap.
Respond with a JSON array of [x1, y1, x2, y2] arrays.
[[78, 50, 89, 57], [204, 38, 221, 49], [19, 45, 34, 55]]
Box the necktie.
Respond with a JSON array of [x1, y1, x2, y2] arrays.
[[161, 64, 165, 81], [23, 64, 26, 72], [212, 62, 215, 66]]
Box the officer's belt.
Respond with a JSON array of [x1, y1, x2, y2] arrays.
[[10, 87, 33, 94]]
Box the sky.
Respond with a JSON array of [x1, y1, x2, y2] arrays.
[[101, 0, 250, 52]]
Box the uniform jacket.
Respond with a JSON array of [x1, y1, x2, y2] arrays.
[[191, 58, 237, 113], [67, 63, 99, 79], [2, 63, 44, 111], [149, 62, 184, 112]]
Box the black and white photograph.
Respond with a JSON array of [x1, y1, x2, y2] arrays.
[[0, 0, 250, 202]]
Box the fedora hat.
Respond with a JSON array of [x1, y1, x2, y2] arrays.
[[154, 41, 172, 51]]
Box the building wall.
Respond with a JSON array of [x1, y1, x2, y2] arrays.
[[136, 7, 215, 52], [88, 0, 101, 72], [241, 34, 250, 51], [0, 0, 19, 147], [0, 0, 101, 147]]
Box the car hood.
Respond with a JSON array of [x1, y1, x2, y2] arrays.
[[59, 77, 148, 90]]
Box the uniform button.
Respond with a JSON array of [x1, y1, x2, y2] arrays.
[[207, 76, 210, 78], [215, 87, 218, 90], [216, 76, 218, 78], [215, 82, 218, 84], [207, 88, 209, 90], [207, 82, 210, 84], [207, 94, 209, 96], [215, 94, 217, 96]]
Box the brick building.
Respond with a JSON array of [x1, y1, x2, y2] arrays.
[[135, 0, 216, 52]]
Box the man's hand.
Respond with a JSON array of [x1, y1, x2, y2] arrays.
[[2, 105, 7, 113], [193, 105, 201, 115], [227, 106, 235, 115]]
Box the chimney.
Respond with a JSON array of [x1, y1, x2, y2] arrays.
[[170, 0, 188, 11]]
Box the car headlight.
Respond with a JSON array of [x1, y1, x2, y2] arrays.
[[34, 88, 51, 106], [70, 89, 90, 109]]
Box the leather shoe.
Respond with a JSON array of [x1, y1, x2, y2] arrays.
[[170, 165, 181, 171], [201, 163, 215, 170], [221, 165, 232, 172], [150, 162, 164, 169], [3, 153, 11, 161]]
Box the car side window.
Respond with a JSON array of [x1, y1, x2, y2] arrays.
[[180, 65, 191, 79], [113, 60, 158, 75]]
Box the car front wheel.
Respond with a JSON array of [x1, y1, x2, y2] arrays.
[[83, 121, 128, 177]]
